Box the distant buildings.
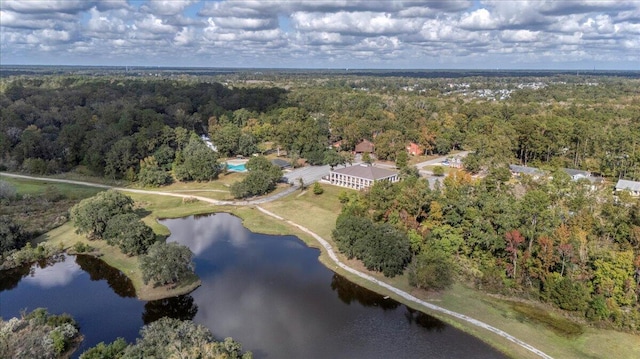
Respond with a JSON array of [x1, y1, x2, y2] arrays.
[[615, 179, 640, 197], [509, 165, 545, 179], [509, 165, 604, 188], [271, 158, 291, 169], [406, 142, 424, 156], [562, 168, 591, 181], [329, 164, 399, 190], [354, 139, 375, 154]]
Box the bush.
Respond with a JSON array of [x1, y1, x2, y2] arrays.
[[1, 309, 81, 359], [121, 318, 252, 359], [140, 242, 195, 287], [72, 241, 93, 253], [104, 213, 157, 256], [0, 180, 17, 201], [543, 275, 590, 312], [312, 182, 324, 195], [332, 214, 411, 277], [80, 338, 128, 359], [408, 248, 455, 290], [0, 215, 27, 254]]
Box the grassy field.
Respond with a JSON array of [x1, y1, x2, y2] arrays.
[[8, 175, 640, 358], [1, 175, 105, 199], [255, 182, 640, 359]]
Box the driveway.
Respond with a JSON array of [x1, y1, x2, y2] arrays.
[[414, 151, 470, 169], [282, 164, 331, 185]]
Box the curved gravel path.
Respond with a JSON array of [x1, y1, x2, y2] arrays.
[[255, 205, 553, 359], [0, 172, 298, 205], [1, 171, 553, 359]]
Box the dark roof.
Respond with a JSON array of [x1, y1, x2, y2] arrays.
[[271, 159, 291, 168], [509, 164, 544, 176], [616, 179, 640, 192], [355, 139, 374, 153], [332, 164, 398, 180]]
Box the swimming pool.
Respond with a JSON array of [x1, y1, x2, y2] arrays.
[[226, 163, 247, 172]]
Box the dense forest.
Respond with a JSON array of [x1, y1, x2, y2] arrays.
[[1, 75, 639, 180], [1, 73, 639, 332]]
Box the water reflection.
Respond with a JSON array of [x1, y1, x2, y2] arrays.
[[165, 213, 250, 256], [20, 254, 75, 289], [331, 273, 400, 310], [0, 255, 146, 357], [1, 213, 507, 359], [405, 307, 447, 332], [0, 264, 31, 292], [75, 255, 135, 298], [143, 295, 198, 324], [163, 213, 507, 359]]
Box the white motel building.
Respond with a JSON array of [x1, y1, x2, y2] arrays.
[[329, 164, 399, 190]]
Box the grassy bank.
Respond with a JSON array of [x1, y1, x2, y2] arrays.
[[11, 175, 640, 358], [255, 183, 640, 359], [41, 222, 201, 301]]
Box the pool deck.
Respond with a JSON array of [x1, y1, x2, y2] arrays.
[[226, 159, 249, 166], [226, 159, 249, 172]]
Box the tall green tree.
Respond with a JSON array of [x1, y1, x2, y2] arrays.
[[70, 190, 134, 240], [104, 213, 157, 256], [173, 134, 221, 182], [140, 242, 195, 287]]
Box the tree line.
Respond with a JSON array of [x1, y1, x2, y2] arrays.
[[333, 168, 640, 331], [2, 75, 638, 182]]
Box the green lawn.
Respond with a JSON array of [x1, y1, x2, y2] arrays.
[[42, 223, 200, 301], [9, 174, 640, 359], [1, 176, 105, 199], [252, 182, 640, 359]]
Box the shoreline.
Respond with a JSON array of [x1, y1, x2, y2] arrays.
[[5, 172, 638, 359], [33, 222, 202, 301]]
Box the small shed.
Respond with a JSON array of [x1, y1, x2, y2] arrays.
[[615, 179, 640, 197], [271, 158, 291, 169]]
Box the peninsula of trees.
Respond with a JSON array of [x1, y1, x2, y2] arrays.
[[1, 71, 639, 335]]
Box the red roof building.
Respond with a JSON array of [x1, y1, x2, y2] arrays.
[[354, 139, 374, 154], [406, 142, 424, 156]]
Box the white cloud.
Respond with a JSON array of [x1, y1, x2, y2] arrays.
[[1, 0, 92, 14], [134, 15, 178, 34], [459, 9, 498, 30], [210, 16, 278, 30], [500, 29, 540, 43], [1, 0, 638, 68], [292, 11, 423, 35], [174, 27, 196, 46], [141, 0, 198, 16]]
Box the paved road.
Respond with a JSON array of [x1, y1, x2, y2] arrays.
[[415, 151, 470, 169], [0, 172, 294, 205], [1, 171, 551, 358], [282, 164, 331, 185], [256, 206, 553, 359], [282, 152, 471, 185]]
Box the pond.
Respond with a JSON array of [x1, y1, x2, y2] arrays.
[[1, 213, 507, 358]]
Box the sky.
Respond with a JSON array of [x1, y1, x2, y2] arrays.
[[1, 0, 639, 70]]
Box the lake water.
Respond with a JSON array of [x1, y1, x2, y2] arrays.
[[1, 213, 507, 358]]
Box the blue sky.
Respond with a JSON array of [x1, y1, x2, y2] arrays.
[[1, 1, 639, 69]]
